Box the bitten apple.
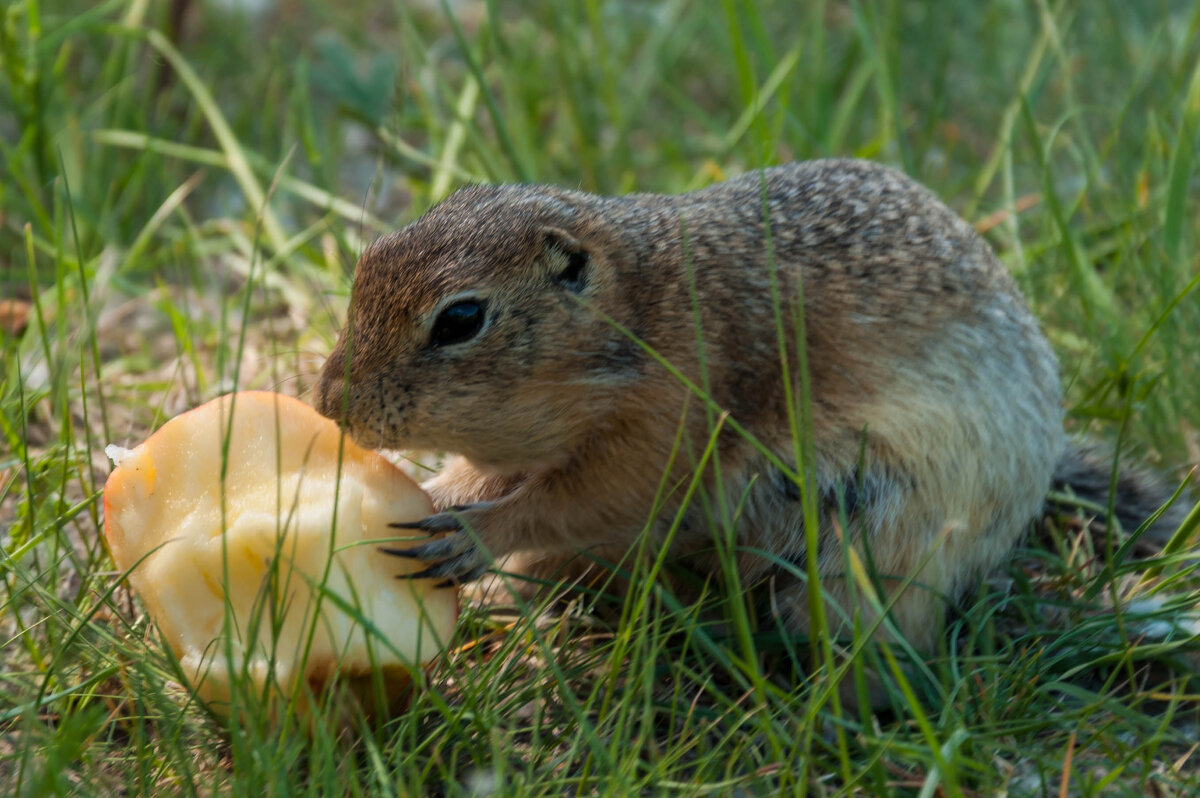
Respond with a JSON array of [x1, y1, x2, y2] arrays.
[[103, 391, 457, 721]]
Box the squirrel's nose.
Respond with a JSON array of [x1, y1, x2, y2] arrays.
[[314, 349, 349, 423]]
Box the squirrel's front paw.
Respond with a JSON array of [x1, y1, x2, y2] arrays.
[[382, 503, 494, 586]]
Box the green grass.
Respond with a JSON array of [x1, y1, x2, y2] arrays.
[[2, 0, 1200, 794]]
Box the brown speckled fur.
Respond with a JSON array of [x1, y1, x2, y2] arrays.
[[316, 159, 1183, 651]]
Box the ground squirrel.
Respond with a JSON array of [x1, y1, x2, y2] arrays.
[[316, 159, 1190, 651]]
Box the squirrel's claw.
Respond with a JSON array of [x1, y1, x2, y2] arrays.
[[386, 534, 488, 585], [390, 502, 489, 534], [380, 532, 464, 561], [384, 503, 494, 584], [405, 554, 484, 585], [401, 551, 488, 586]]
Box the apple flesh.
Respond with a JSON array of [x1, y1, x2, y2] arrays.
[[102, 391, 457, 722]]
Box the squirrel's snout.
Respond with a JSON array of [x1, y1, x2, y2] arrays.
[[314, 354, 349, 424]]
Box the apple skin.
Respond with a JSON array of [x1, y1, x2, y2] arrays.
[[103, 391, 458, 722]]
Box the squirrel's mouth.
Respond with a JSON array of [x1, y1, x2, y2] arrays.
[[337, 424, 389, 452], [341, 404, 420, 453], [314, 363, 420, 451]]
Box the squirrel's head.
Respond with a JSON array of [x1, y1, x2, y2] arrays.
[[316, 184, 645, 470]]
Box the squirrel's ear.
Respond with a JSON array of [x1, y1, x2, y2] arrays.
[[543, 228, 590, 294]]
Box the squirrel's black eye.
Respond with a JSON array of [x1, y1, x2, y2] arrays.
[[430, 300, 486, 347]]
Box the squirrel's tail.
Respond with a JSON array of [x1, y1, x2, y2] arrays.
[[1048, 442, 1195, 544]]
